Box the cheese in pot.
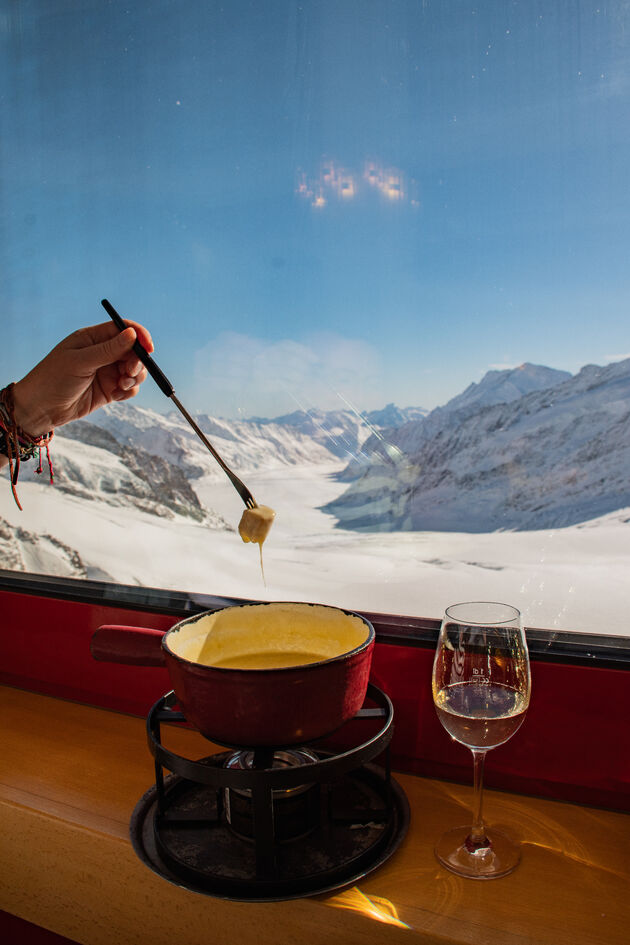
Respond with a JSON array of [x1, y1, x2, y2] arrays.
[[207, 650, 329, 669], [167, 602, 370, 669]]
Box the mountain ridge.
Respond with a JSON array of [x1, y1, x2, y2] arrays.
[[336, 362, 572, 480], [323, 359, 630, 531]]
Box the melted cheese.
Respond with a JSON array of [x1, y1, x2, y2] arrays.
[[238, 504, 276, 584], [208, 649, 328, 670], [168, 602, 371, 669], [238, 505, 275, 545]]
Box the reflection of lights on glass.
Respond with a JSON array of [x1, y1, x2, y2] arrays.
[[385, 443, 404, 461], [364, 161, 381, 186], [330, 886, 410, 929], [384, 175, 404, 200], [339, 176, 355, 198], [366, 162, 405, 200], [297, 158, 417, 209]]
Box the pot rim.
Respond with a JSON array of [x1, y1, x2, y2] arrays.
[[162, 600, 375, 673]]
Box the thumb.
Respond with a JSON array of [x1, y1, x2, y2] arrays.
[[81, 326, 138, 370]]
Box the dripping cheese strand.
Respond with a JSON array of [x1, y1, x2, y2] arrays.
[[238, 504, 276, 583]]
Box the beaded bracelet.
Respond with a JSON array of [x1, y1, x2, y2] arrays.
[[0, 383, 54, 510]]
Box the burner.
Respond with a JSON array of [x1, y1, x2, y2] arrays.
[[223, 747, 321, 842], [130, 683, 410, 901]]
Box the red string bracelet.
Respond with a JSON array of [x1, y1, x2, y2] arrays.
[[0, 383, 54, 510]]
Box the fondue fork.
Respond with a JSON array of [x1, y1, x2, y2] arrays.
[[102, 298, 257, 510]]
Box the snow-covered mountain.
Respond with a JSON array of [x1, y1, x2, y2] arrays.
[[254, 405, 428, 460], [440, 363, 571, 414], [2, 361, 628, 618], [55, 422, 228, 525], [4, 357, 628, 567], [336, 363, 571, 480], [323, 359, 630, 531], [2, 400, 413, 573], [85, 403, 339, 479], [255, 408, 379, 459], [0, 515, 90, 578], [361, 403, 429, 429]]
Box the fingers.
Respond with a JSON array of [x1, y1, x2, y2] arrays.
[[113, 378, 144, 401], [116, 361, 147, 392], [74, 325, 144, 373], [118, 365, 148, 390], [92, 322, 155, 382], [65, 320, 155, 357], [76, 327, 135, 372], [110, 319, 155, 354], [128, 320, 154, 354], [122, 355, 146, 379]]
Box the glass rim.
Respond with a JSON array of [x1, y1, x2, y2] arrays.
[[444, 601, 521, 626]]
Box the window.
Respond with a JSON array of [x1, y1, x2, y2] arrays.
[[1, 1, 629, 638]]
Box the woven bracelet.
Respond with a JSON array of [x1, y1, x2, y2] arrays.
[[0, 383, 54, 510]]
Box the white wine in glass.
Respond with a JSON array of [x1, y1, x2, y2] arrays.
[[432, 601, 531, 879]]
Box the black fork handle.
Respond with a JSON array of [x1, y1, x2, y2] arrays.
[[101, 298, 174, 397], [101, 298, 256, 509]]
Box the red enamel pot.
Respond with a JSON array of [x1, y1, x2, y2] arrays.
[[91, 601, 375, 748]]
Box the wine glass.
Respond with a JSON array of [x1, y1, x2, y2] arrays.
[[432, 601, 531, 879]]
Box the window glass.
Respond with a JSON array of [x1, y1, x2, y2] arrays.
[[1, 1, 629, 636]]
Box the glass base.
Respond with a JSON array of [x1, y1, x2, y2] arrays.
[[435, 825, 521, 880]]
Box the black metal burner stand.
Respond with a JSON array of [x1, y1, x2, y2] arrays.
[[130, 683, 410, 901]]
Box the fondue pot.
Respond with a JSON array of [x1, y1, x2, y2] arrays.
[[91, 601, 375, 748]]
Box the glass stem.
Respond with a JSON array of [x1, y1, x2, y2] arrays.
[[467, 748, 490, 851]]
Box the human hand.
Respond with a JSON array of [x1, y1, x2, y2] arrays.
[[11, 320, 154, 435]]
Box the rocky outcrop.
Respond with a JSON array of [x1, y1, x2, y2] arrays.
[[0, 516, 88, 577], [52, 432, 231, 527]]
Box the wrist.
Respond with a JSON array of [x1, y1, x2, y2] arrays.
[[0, 381, 55, 509], [11, 378, 54, 436]]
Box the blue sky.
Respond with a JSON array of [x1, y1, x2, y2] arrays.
[[2, 0, 629, 418]]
